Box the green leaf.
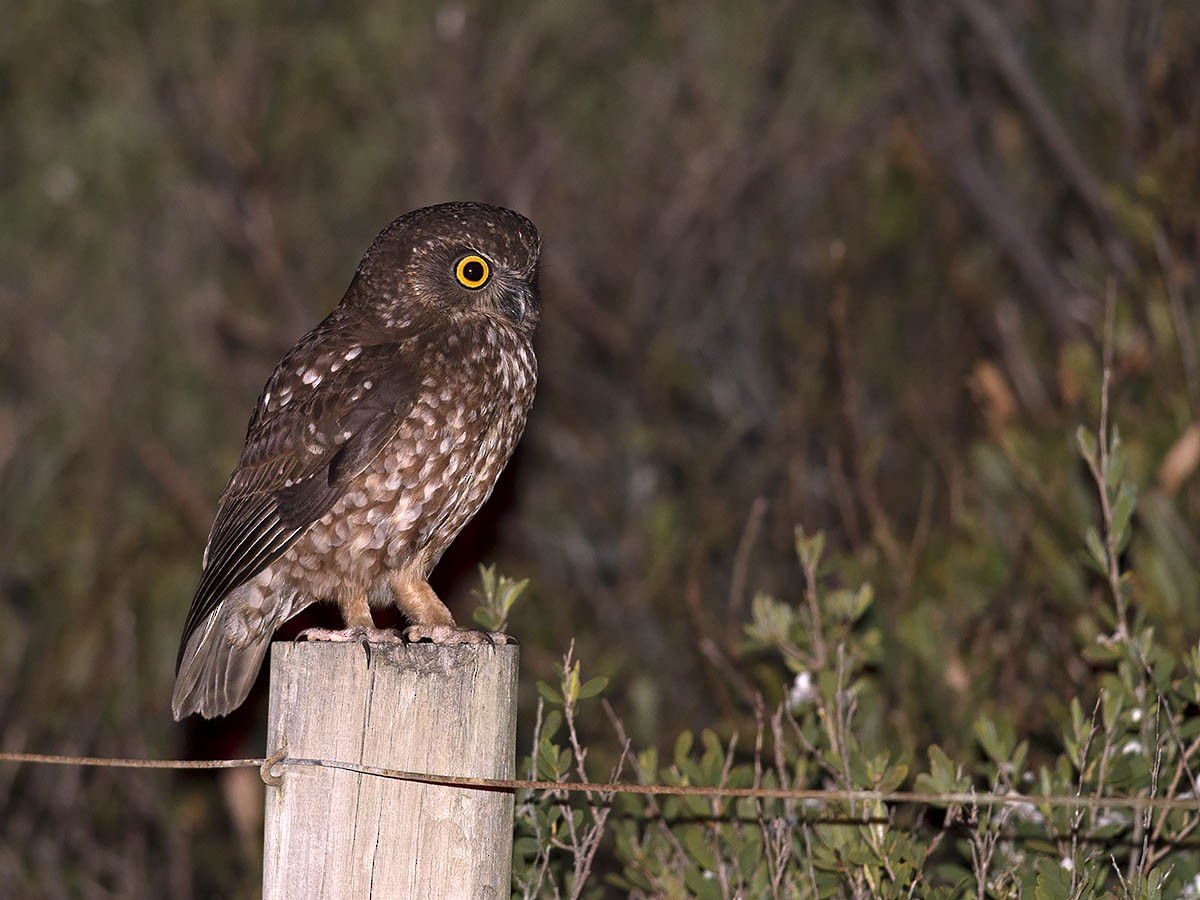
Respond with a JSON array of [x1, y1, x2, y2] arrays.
[[1111, 482, 1138, 551], [1100, 687, 1124, 732], [681, 825, 718, 871], [577, 675, 608, 700], [745, 592, 794, 645], [851, 582, 874, 620], [737, 832, 765, 879], [1084, 527, 1108, 574], [512, 836, 539, 859], [471, 606, 499, 630], [827, 587, 872, 624], [682, 863, 721, 900], [871, 761, 906, 794], [1011, 740, 1028, 777], [1034, 856, 1073, 900], [637, 747, 658, 779], [477, 563, 497, 599], [916, 744, 968, 799], [795, 526, 826, 570], [1075, 425, 1098, 465], [470, 564, 529, 632], [674, 730, 695, 768], [537, 743, 563, 780], [619, 866, 655, 892], [974, 715, 1015, 765], [536, 680, 562, 705]]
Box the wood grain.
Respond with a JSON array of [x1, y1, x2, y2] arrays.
[[263, 641, 519, 899]]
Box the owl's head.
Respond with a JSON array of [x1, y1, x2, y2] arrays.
[[347, 201, 541, 334]]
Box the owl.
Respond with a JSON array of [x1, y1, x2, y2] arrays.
[[172, 202, 540, 720]]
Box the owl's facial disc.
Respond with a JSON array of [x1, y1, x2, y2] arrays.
[[442, 249, 538, 327]]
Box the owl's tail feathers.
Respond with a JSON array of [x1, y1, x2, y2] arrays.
[[172, 585, 296, 721]]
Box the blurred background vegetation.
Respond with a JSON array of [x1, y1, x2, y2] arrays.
[[2, 0, 1199, 896]]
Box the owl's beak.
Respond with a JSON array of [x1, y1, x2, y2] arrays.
[[496, 277, 538, 325]]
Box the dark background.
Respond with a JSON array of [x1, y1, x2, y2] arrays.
[[2, 1, 1198, 895]]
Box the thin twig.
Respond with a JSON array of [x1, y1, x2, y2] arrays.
[[1080, 282, 1130, 637], [727, 496, 768, 629]]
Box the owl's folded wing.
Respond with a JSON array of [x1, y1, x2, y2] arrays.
[[175, 341, 420, 669]]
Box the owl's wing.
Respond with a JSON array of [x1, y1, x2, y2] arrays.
[[176, 340, 420, 668]]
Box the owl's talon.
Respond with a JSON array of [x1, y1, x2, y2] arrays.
[[297, 625, 403, 644], [403, 624, 515, 645]]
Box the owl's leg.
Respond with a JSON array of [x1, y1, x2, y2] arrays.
[[390, 570, 515, 645], [297, 591, 403, 643]]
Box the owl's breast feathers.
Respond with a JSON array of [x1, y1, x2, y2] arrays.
[[278, 317, 537, 601], [177, 313, 536, 666]]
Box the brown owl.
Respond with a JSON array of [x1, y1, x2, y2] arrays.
[[172, 202, 540, 720]]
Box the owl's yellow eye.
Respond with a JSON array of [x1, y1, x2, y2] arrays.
[[455, 254, 491, 289]]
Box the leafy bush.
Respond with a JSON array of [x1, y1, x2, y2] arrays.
[[508, 359, 1200, 898]]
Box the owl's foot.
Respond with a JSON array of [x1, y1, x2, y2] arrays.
[[403, 624, 517, 646], [297, 625, 404, 643]]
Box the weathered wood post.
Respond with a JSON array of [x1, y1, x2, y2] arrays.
[[263, 642, 519, 899]]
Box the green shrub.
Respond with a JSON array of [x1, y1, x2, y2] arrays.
[[506, 365, 1200, 898]]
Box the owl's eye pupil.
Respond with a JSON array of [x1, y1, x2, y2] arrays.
[[455, 254, 490, 289]]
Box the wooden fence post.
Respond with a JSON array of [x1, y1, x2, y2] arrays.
[[262, 641, 519, 899]]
